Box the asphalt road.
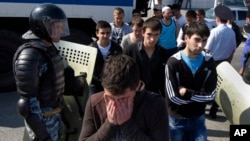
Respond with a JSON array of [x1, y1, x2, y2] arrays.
[[0, 91, 24, 141], [0, 42, 245, 141]]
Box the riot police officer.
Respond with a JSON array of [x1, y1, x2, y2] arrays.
[[13, 3, 84, 141]]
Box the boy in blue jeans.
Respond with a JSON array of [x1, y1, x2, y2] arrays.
[[165, 22, 217, 141]]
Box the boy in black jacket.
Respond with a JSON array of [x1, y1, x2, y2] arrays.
[[123, 17, 171, 97], [89, 20, 123, 94], [165, 22, 217, 141]]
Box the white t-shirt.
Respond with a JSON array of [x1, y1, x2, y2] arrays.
[[173, 15, 186, 30], [98, 41, 111, 60]]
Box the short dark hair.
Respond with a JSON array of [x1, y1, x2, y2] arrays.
[[96, 20, 111, 32], [196, 9, 205, 17], [171, 4, 180, 10], [167, 4, 173, 9], [143, 17, 162, 32], [185, 22, 210, 38], [114, 7, 124, 15], [186, 9, 197, 19], [101, 54, 140, 95], [131, 17, 144, 27], [220, 19, 227, 23], [132, 9, 140, 15]]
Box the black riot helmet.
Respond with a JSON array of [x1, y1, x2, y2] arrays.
[[29, 3, 70, 42]]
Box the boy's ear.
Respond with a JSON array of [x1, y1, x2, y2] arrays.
[[136, 80, 144, 91], [184, 34, 189, 41], [136, 81, 140, 91]]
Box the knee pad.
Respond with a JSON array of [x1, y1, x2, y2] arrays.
[[17, 98, 30, 118]]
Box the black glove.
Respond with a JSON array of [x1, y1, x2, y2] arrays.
[[74, 72, 87, 96], [64, 66, 75, 95], [64, 66, 87, 96]]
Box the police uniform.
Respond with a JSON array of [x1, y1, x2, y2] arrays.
[[13, 4, 85, 141], [204, 5, 236, 119]]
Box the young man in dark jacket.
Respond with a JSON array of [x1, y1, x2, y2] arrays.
[[123, 17, 171, 97], [89, 20, 123, 94], [79, 54, 170, 141], [165, 22, 217, 141]]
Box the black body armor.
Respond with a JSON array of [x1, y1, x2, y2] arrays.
[[13, 41, 65, 141], [14, 41, 65, 108]]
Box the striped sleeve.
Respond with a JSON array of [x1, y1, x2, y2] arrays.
[[165, 63, 192, 105]]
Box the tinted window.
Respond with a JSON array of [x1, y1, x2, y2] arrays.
[[238, 11, 247, 20], [224, 0, 245, 6]]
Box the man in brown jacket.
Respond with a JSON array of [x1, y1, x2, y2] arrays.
[[79, 54, 170, 141]]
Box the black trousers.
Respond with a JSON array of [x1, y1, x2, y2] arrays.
[[210, 59, 230, 114]]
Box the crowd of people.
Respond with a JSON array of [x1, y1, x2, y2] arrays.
[[13, 1, 250, 141]]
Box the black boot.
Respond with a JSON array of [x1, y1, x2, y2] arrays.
[[209, 101, 218, 119]]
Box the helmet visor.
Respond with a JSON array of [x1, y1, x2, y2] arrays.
[[51, 19, 70, 38], [45, 19, 70, 41]]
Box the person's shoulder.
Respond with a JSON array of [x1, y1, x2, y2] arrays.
[[171, 18, 177, 25], [166, 51, 181, 65], [140, 90, 164, 101], [14, 44, 46, 67], [109, 22, 115, 28], [156, 43, 164, 48], [205, 21, 213, 29], [123, 22, 131, 28], [210, 26, 216, 32], [122, 34, 130, 40], [170, 51, 181, 60], [90, 91, 105, 106], [124, 42, 139, 50], [202, 51, 213, 61], [179, 16, 186, 24], [209, 26, 218, 35], [156, 45, 170, 55], [17, 47, 43, 59], [110, 40, 122, 50], [134, 91, 165, 113], [17, 42, 47, 56], [179, 15, 186, 21], [200, 53, 215, 69], [224, 24, 234, 32]]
